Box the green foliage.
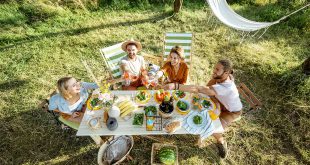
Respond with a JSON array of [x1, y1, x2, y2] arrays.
[[231, 1, 310, 32], [229, 0, 308, 7], [287, 10, 310, 31], [18, 0, 67, 23], [0, 3, 26, 27]]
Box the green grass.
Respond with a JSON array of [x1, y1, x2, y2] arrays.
[[0, 0, 309, 164]]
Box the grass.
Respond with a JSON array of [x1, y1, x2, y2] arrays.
[[0, 0, 309, 164]]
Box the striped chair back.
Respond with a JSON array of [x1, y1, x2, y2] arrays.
[[163, 32, 193, 65], [100, 43, 126, 79]]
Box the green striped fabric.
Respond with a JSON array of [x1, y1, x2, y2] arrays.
[[58, 116, 79, 130], [100, 43, 126, 79], [164, 32, 193, 65]]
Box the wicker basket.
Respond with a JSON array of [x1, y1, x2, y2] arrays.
[[97, 135, 134, 165], [151, 143, 178, 165]]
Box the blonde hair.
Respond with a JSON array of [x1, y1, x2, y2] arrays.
[[169, 45, 185, 61], [57, 77, 73, 100]]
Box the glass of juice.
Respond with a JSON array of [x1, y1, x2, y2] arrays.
[[146, 111, 154, 131], [146, 116, 154, 131]]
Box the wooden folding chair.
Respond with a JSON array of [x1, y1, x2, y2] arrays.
[[99, 42, 162, 88], [38, 90, 80, 130], [162, 32, 193, 84], [38, 90, 103, 145], [163, 32, 193, 66], [100, 43, 126, 80], [237, 83, 262, 111]]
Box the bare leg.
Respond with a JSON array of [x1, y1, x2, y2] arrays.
[[199, 111, 241, 147], [219, 111, 241, 128]]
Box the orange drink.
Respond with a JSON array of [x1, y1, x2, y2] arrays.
[[208, 110, 218, 120]]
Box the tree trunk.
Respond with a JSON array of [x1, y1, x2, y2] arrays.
[[302, 56, 310, 75], [174, 0, 183, 13]]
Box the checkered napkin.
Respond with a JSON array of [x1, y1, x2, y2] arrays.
[[182, 110, 215, 139]]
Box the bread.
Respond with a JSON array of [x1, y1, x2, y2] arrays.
[[164, 121, 181, 133]]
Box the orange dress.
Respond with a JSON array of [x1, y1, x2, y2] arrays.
[[161, 62, 189, 84]]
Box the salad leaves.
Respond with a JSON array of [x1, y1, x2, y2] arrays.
[[193, 115, 202, 125], [144, 106, 157, 115], [177, 101, 188, 111], [202, 100, 211, 108], [133, 113, 144, 125]]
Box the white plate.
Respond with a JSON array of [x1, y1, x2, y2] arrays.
[[187, 113, 207, 128]]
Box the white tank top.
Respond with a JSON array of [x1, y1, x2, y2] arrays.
[[68, 97, 83, 112]]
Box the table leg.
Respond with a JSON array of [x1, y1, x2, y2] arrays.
[[90, 135, 103, 146]]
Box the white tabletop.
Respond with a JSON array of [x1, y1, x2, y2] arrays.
[[76, 90, 224, 137]]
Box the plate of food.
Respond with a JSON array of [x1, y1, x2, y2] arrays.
[[172, 90, 186, 100], [175, 99, 190, 115], [199, 98, 216, 111], [154, 89, 171, 103], [144, 105, 158, 116], [192, 94, 201, 105], [187, 113, 207, 128], [132, 113, 144, 126], [159, 96, 174, 118], [86, 97, 103, 110], [135, 90, 151, 104], [115, 99, 138, 120]]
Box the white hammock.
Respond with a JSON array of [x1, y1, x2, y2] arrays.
[[206, 0, 310, 32]]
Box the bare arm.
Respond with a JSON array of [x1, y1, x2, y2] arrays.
[[120, 63, 128, 73], [52, 108, 60, 113], [155, 70, 164, 79], [196, 86, 216, 96], [165, 83, 216, 96], [106, 78, 123, 84]]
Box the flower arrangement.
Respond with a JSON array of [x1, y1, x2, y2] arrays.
[[87, 81, 117, 111], [99, 80, 111, 94]]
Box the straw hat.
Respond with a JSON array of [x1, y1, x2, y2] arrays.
[[121, 40, 142, 51]]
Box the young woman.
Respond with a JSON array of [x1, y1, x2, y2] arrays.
[[154, 45, 189, 85], [48, 77, 98, 123]]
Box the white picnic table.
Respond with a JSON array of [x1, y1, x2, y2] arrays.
[[76, 90, 224, 145]]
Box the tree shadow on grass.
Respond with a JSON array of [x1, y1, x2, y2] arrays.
[[53, 148, 98, 165], [0, 108, 104, 164], [130, 134, 222, 164], [0, 79, 28, 92], [0, 17, 26, 29], [235, 61, 309, 164], [0, 11, 174, 51]]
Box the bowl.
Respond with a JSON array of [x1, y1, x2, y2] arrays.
[[172, 90, 186, 101], [176, 99, 190, 115], [135, 90, 151, 105], [199, 98, 216, 111], [159, 103, 174, 118], [154, 90, 171, 104], [86, 98, 103, 110]]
